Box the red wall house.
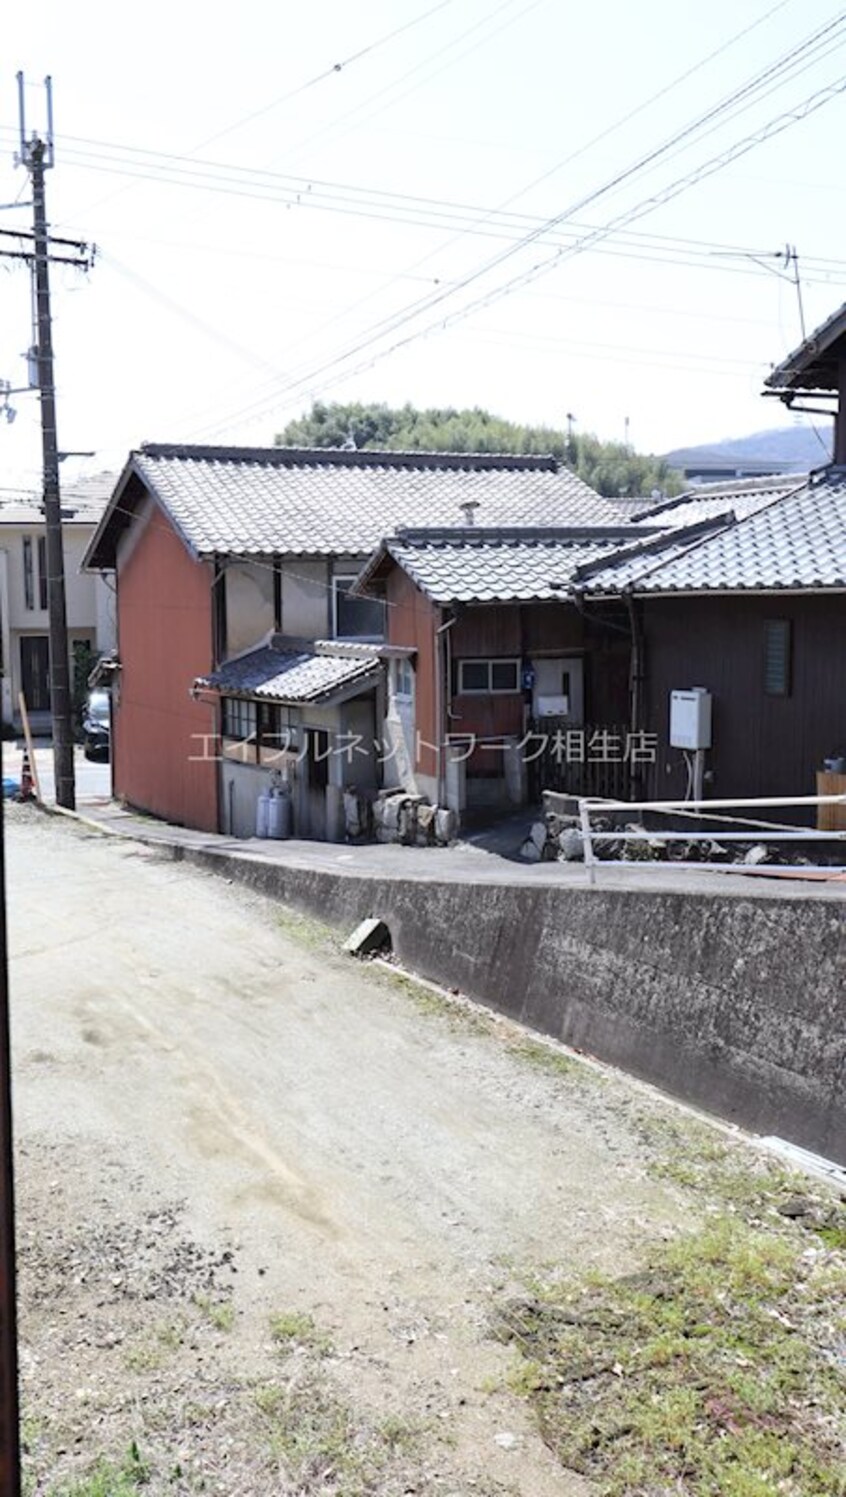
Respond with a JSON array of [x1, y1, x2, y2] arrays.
[[114, 502, 218, 831]]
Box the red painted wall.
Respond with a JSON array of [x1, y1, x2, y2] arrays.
[[114, 503, 218, 831], [386, 568, 441, 778]]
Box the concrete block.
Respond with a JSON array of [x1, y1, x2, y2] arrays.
[[344, 917, 391, 956]]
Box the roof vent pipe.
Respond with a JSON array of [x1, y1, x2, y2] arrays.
[[459, 499, 480, 526]]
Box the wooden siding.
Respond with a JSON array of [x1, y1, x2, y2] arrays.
[[115, 503, 218, 831], [641, 594, 846, 806]]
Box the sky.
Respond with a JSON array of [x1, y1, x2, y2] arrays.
[[1, 0, 845, 492]]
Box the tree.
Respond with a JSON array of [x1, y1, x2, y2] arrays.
[[276, 401, 682, 498]]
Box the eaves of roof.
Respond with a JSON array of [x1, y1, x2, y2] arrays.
[[764, 301, 846, 393]]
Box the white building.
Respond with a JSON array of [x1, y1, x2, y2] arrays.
[[0, 473, 116, 731]]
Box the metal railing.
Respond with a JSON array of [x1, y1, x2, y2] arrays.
[[575, 793, 846, 884]]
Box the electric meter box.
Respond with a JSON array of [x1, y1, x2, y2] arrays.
[[669, 687, 712, 750]]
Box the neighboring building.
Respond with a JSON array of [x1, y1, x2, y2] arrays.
[[84, 444, 623, 837], [577, 466, 846, 811], [353, 524, 665, 814], [0, 474, 116, 731]]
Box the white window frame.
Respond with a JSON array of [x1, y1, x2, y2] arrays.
[[457, 658, 521, 695]]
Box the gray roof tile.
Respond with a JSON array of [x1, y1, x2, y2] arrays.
[[378, 526, 657, 604], [633, 474, 807, 530], [202, 644, 381, 704], [582, 467, 846, 594], [105, 445, 620, 561]]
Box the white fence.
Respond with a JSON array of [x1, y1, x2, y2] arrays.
[[576, 793, 846, 884]]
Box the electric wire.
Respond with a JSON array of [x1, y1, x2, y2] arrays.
[[187, 67, 846, 438]]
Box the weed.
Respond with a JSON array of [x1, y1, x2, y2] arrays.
[[495, 1216, 846, 1496], [52, 1440, 151, 1496], [275, 906, 336, 952], [269, 1309, 332, 1355], [192, 1292, 234, 1331], [123, 1339, 165, 1374], [509, 1038, 580, 1078], [382, 971, 494, 1035], [255, 1368, 420, 1495]]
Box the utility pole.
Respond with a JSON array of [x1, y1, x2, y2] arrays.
[[0, 787, 20, 1497], [17, 75, 75, 810]]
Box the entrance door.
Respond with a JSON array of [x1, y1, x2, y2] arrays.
[[20, 635, 50, 713], [532, 656, 584, 722]]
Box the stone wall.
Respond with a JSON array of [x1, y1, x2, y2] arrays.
[[170, 844, 846, 1164]]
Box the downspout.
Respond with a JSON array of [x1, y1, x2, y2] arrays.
[[625, 589, 646, 801]]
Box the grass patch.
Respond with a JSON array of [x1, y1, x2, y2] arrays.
[[495, 1216, 846, 1496], [509, 1037, 581, 1078], [254, 1370, 421, 1495], [275, 905, 337, 952], [380, 970, 495, 1035], [192, 1292, 234, 1331], [269, 1309, 333, 1355], [51, 1441, 150, 1496]]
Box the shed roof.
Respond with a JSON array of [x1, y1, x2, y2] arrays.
[[199, 641, 381, 705], [85, 444, 619, 570]]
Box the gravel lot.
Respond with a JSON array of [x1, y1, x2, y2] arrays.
[[9, 807, 728, 1495]]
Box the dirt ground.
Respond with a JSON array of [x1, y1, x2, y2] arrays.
[[6, 806, 807, 1496]]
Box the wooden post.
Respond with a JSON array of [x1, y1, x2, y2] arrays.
[[17, 694, 42, 803]]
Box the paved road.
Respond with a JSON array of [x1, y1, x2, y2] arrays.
[[2, 740, 110, 803], [9, 806, 692, 1496]]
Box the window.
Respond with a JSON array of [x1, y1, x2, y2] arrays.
[[23, 537, 34, 610], [333, 577, 385, 639], [222, 697, 257, 742], [37, 536, 48, 610], [763, 619, 791, 696], [392, 657, 414, 699], [457, 658, 520, 694]]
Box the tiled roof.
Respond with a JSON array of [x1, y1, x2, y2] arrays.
[[201, 642, 381, 704], [86, 444, 620, 567], [633, 474, 808, 530], [369, 526, 659, 604], [580, 467, 846, 595]]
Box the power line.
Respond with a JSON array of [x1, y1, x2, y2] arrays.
[[188, 62, 846, 439], [55, 0, 459, 223]]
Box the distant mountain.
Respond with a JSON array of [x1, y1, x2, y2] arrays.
[[664, 425, 832, 475]]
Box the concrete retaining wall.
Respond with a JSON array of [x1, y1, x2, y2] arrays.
[[174, 844, 846, 1164]]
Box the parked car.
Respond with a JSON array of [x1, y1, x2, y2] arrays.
[[82, 689, 110, 760]]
